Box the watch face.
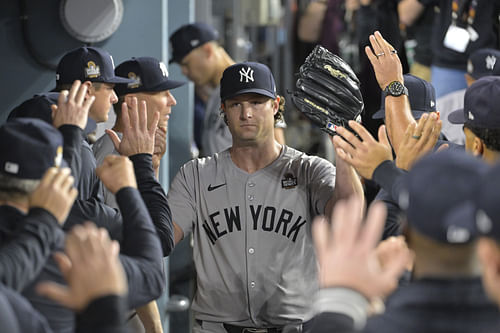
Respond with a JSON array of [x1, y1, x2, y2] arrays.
[[389, 81, 404, 96]]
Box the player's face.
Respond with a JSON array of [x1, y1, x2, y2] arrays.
[[223, 93, 277, 145], [180, 47, 212, 86], [89, 83, 118, 123], [135, 90, 177, 130]]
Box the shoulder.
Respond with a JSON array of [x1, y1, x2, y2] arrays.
[[282, 146, 333, 169], [176, 150, 228, 176]]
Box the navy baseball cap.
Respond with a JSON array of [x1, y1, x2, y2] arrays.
[[55, 47, 134, 88], [0, 118, 66, 179], [373, 74, 436, 119], [220, 62, 277, 102], [169, 23, 219, 64], [398, 150, 488, 244], [8, 93, 97, 136], [475, 162, 500, 240], [114, 57, 185, 96], [467, 48, 500, 79], [448, 76, 500, 129]]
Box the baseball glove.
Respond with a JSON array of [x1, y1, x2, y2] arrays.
[[290, 45, 363, 136]]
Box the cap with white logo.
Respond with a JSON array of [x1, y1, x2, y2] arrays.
[[114, 57, 185, 97], [169, 23, 219, 64], [220, 62, 277, 102], [449, 76, 500, 129]]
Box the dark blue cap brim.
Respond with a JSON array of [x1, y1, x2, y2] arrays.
[[222, 88, 276, 101], [448, 109, 466, 124], [99, 76, 135, 84], [149, 79, 186, 91]]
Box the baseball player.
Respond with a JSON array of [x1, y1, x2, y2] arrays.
[[167, 61, 363, 332], [169, 23, 286, 156]]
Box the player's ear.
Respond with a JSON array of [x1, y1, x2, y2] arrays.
[[272, 96, 280, 116], [473, 137, 484, 156], [82, 81, 93, 97]]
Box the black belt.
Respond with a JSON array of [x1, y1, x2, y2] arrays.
[[223, 323, 283, 333]]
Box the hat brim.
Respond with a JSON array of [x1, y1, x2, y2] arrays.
[[100, 76, 135, 84], [448, 109, 466, 124], [222, 88, 276, 101], [149, 79, 186, 92]]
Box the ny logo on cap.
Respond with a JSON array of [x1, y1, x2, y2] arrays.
[[159, 62, 168, 77], [430, 100, 435, 108], [486, 55, 497, 70], [190, 39, 200, 47], [239, 67, 254, 83]]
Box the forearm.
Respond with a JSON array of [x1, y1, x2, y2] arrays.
[[372, 160, 407, 202], [136, 301, 163, 333], [116, 187, 164, 308], [59, 125, 83, 180], [76, 295, 127, 333], [325, 158, 364, 216], [0, 208, 63, 291], [385, 95, 416, 155], [130, 154, 174, 257]]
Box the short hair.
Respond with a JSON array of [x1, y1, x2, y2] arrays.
[[465, 124, 500, 151], [0, 173, 40, 201]]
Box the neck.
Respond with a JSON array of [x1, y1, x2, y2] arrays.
[[482, 148, 500, 165], [211, 50, 235, 87], [230, 140, 282, 174], [412, 254, 481, 279]]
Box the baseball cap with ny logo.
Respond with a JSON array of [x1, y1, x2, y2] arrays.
[[220, 62, 277, 102]]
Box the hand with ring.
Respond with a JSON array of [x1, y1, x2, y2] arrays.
[[395, 113, 448, 171], [365, 31, 404, 91]]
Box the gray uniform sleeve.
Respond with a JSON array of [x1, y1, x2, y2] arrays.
[[167, 161, 197, 236]]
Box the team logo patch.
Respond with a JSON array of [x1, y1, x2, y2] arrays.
[[239, 67, 254, 83], [281, 173, 297, 189], [127, 72, 142, 89], [190, 39, 200, 47], [85, 61, 100, 78]]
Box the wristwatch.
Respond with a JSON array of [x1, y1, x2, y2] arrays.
[[383, 81, 408, 97]]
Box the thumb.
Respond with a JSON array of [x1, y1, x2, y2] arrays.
[[36, 282, 74, 309], [106, 129, 121, 152]]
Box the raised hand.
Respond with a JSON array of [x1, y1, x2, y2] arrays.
[[96, 155, 137, 194], [51, 80, 95, 130], [106, 97, 159, 156], [29, 167, 78, 225], [365, 31, 404, 90], [313, 197, 411, 299], [332, 121, 393, 179], [395, 113, 446, 170], [37, 222, 127, 311]]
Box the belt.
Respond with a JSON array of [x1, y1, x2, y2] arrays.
[[223, 323, 283, 333]]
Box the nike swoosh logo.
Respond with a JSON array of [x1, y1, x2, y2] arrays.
[[208, 183, 226, 191]]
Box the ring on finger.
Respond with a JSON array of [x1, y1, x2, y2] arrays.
[[412, 135, 421, 140], [376, 52, 385, 57], [390, 49, 397, 54]]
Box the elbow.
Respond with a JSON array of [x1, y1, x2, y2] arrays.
[[161, 233, 175, 257]]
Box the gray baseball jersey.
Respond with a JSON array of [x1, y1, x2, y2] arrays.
[[92, 132, 121, 208], [167, 145, 336, 328]]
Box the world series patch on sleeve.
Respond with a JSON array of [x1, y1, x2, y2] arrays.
[[291, 45, 364, 136]]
